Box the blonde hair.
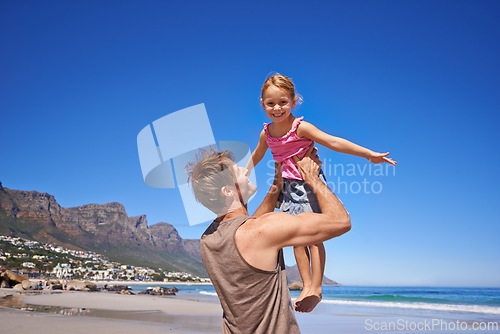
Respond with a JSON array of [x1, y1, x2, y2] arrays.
[[261, 73, 303, 105], [186, 148, 236, 214]]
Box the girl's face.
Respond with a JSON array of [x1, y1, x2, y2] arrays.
[[261, 85, 296, 123]]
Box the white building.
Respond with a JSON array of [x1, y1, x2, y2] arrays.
[[51, 263, 73, 278], [22, 262, 36, 269]]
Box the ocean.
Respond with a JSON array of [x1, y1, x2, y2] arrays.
[[128, 284, 500, 333]]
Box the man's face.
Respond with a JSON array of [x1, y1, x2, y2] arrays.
[[230, 163, 257, 204]]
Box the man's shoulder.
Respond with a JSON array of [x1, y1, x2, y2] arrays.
[[255, 211, 290, 222], [239, 212, 290, 232], [202, 215, 253, 239]]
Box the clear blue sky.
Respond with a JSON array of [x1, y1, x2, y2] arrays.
[[1, 0, 499, 287]]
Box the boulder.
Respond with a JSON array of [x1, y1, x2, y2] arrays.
[[21, 280, 39, 290], [66, 280, 98, 292], [140, 286, 176, 296], [120, 289, 134, 295], [44, 282, 63, 290], [104, 285, 130, 292], [42, 280, 63, 290], [0, 270, 29, 287], [12, 283, 24, 291]]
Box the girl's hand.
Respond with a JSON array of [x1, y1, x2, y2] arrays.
[[367, 151, 397, 166]]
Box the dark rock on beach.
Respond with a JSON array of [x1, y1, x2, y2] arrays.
[[138, 286, 177, 296], [0, 270, 29, 288], [103, 285, 131, 292]]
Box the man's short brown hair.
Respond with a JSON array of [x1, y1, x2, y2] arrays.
[[186, 148, 236, 214]]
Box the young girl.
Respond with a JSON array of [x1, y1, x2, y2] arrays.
[[246, 73, 396, 313]]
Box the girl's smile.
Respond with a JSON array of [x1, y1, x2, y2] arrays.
[[261, 85, 296, 123]]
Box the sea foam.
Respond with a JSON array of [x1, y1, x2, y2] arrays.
[[320, 299, 500, 315], [199, 291, 218, 297]]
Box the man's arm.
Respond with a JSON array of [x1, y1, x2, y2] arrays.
[[262, 146, 351, 249], [235, 145, 350, 271], [252, 162, 282, 217]]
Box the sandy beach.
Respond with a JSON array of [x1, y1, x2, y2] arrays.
[[0, 289, 223, 334], [1, 287, 498, 334], [0, 287, 372, 334]]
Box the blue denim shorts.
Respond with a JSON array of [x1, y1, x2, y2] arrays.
[[277, 170, 328, 216]]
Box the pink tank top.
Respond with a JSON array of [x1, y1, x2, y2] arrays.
[[264, 117, 313, 180]]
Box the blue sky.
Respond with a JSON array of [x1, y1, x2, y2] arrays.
[[1, 0, 499, 286]]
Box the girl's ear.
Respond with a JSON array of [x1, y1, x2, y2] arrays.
[[260, 98, 265, 108], [292, 96, 297, 109]]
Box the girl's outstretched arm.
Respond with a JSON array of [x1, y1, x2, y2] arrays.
[[297, 121, 397, 166], [246, 129, 269, 171]]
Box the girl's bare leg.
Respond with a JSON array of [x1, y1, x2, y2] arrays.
[[293, 245, 311, 309], [296, 242, 325, 313]]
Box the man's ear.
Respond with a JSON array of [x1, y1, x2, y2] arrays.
[[221, 186, 233, 198]]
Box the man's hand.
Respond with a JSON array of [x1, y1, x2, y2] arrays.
[[292, 144, 322, 182], [273, 162, 283, 185], [270, 162, 283, 195], [252, 162, 283, 217], [367, 151, 397, 166]]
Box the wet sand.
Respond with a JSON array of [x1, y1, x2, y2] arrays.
[[21, 290, 222, 315]]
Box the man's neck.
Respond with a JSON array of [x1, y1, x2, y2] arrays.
[[222, 206, 249, 221]]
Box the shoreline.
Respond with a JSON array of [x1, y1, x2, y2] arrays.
[[89, 280, 212, 286]]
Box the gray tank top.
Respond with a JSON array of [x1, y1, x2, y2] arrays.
[[201, 215, 300, 334]]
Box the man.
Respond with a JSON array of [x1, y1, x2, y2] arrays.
[[186, 145, 350, 333]]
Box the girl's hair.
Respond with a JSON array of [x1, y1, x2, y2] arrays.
[[261, 73, 303, 105]]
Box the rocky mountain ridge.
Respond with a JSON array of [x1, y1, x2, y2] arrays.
[[0, 181, 205, 276]]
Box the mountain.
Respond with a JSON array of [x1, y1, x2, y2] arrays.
[[0, 181, 206, 276], [285, 265, 340, 286]]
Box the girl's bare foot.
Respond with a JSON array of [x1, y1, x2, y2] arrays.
[[293, 286, 310, 310], [295, 289, 322, 313]]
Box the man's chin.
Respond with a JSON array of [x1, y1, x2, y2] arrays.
[[241, 189, 257, 205]]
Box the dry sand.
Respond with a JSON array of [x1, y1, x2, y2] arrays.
[[0, 289, 222, 334]]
